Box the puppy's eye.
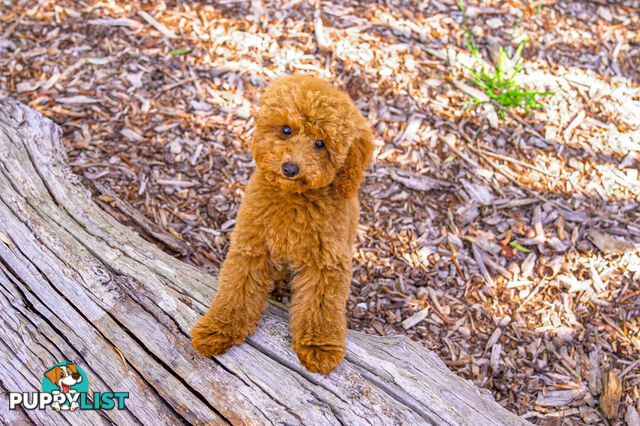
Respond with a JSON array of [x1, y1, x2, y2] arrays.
[[281, 126, 292, 136], [315, 140, 325, 149]]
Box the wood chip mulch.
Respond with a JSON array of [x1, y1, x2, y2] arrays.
[[2, 0, 639, 423]]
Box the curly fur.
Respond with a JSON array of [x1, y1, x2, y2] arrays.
[[191, 75, 374, 374]]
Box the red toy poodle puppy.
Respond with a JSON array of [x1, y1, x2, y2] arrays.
[[191, 75, 374, 374]]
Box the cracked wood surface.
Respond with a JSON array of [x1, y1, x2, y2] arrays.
[[0, 98, 528, 425]]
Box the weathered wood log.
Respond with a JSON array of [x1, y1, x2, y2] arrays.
[[0, 98, 528, 425]]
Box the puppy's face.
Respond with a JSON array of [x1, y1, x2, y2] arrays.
[[252, 75, 367, 193]]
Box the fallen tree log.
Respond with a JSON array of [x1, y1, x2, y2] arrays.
[[0, 98, 527, 425]]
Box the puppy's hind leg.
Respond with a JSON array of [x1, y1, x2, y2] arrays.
[[191, 251, 276, 357], [289, 260, 351, 374]]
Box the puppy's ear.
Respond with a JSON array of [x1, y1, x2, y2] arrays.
[[332, 120, 374, 199], [67, 363, 78, 374], [44, 367, 60, 385]]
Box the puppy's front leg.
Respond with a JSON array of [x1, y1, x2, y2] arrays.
[[191, 250, 275, 356], [290, 260, 351, 374]]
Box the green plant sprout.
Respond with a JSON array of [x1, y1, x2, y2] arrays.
[[456, 0, 553, 121]]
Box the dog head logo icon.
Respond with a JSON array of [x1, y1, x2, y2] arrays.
[[42, 362, 88, 411]]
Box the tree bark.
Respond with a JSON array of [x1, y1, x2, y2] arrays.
[[0, 98, 528, 425]]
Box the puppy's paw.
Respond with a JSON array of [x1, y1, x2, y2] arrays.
[[191, 319, 243, 357], [294, 343, 345, 374]]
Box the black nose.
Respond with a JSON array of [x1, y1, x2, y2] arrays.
[[282, 162, 299, 178], [72, 373, 81, 380]]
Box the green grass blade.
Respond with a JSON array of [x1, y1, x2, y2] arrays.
[[169, 48, 192, 55]]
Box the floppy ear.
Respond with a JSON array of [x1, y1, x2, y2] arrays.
[[332, 122, 374, 199], [67, 364, 78, 374], [44, 367, 60, 385]]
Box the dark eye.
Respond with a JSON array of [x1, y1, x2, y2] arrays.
[[315, 139, 325, 149], [281, 126, 292, 136]]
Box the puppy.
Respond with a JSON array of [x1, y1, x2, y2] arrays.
[[191, 75, 374, 374]]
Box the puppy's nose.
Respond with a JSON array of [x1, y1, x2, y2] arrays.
[[282, 162, 300, 178], [72, 373, 81, 380]]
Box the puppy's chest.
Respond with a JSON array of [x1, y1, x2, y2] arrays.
[[252, 197, 347, 261]]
